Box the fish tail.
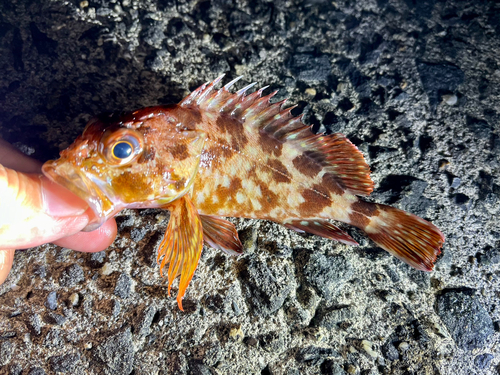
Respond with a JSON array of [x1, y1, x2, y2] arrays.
[[349, 200, 444, 271]]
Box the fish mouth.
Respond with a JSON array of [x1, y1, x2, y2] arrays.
[[42, 160, 121, 232]]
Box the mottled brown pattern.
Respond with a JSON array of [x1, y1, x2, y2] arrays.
[[349, 212, 370, 229], [258, 183, 279, 212], [259, 130, 283, 157], [138, 146, 156, 163], [174, 177, 187, 191], [298, 184, 331, 216], [214, 114, 249, 152], [292, 153, 322, 178], [321, 173, 345, 196], [176, 105, 201, 129], [351, 200, 379, 216], [216, 177, 243, 205], [267, 159, 291, 184], [170, 143, 189, 160]]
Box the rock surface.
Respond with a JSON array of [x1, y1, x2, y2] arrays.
[[1, 0, 499, 374]]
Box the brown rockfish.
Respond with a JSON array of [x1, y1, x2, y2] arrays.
[[42, 75, 445, 310]]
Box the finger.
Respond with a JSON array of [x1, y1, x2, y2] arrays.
[[0, 139, 42, 173], [54, 218, 117, 252], [0, 165, 90, 249], [0, 249, 15, 285]]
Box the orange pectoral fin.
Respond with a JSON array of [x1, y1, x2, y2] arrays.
[[156, 195, 204, 311], [200, 215, 243, 256]]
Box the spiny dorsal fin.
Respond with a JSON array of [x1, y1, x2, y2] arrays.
[[179, 75, 374, 196]]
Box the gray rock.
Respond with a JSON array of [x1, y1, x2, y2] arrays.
[[416, 61, 464, 108], [89, 251, 106, 268], [435, 289, 494, 350], [477, 246, 500, 266], [8, 363, 22, 375], [0, 340, 15, 366], [134, 305, 157, 337], [45, 291, 58, 310], [27, 313, 42, 335], [43, 328, 63, 348], [304, 254, 353, 301], [59, 264, 85, 287], [296, 346, 341, 365], [473, 353, 493, 369], [44, 312, 67, 326], [114, 273, 132, 299], [49, 352, 81, 373], [27, 368, 45, 375], [313, 305, 354, 330], [289, 54, 332, 83], [238, 257, 293, 316], [94, 329, 134, 375], [130, 227, 149, 242]]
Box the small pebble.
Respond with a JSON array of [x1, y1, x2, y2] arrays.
[[69, 293, 79, 307], [442, 94, 457, 105]]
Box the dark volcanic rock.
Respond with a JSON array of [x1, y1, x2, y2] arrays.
[[416, 61, 464, 108], [289, 54, 332, 83], [49, 352, 81, 373], [435, 289, 494, 350], [114, 273, 132, 299], [239, 257, 293, 316], [94, 329, 135, 375], [59, 264, 85, 287], [304, 254, 353, 300]]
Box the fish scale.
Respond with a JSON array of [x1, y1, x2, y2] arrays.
[[43, 75, 445, 310]]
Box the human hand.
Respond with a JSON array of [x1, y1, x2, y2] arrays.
[[0, 139, 117, 285]]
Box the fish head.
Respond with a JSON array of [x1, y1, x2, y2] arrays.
[[42, 106, 206, 231]]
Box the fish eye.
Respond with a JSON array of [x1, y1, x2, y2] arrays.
[[112, 141, 133, 159], [101, 129, 144, 166]]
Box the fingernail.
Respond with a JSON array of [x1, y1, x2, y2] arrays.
[[41, 178, 88, 217]]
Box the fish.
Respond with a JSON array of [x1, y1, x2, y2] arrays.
[[42, 75, 445, 310]]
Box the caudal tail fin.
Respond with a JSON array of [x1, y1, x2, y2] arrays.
[[352, 201, 445, 271]]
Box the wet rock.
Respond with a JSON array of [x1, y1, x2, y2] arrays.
[[0, 340, 15, 366], [59, 264, 85, 287], [114, 273, 132, 299], [94, 329, 134, 375], [416, 61, 464, 108], [45, 291, 58, 310], [239, 257, 293, 316], [49, 352, 81, 373], [474, 353, 493, 369], [435, 289, 494, 350], [304, 254, 353, 301]]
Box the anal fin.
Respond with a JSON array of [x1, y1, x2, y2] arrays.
[[157, 195, 204, 311], [200, 215, 243, 256], [284, 219, 358, 246]]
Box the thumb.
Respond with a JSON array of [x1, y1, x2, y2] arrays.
[[0, 164, 91, 250]]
